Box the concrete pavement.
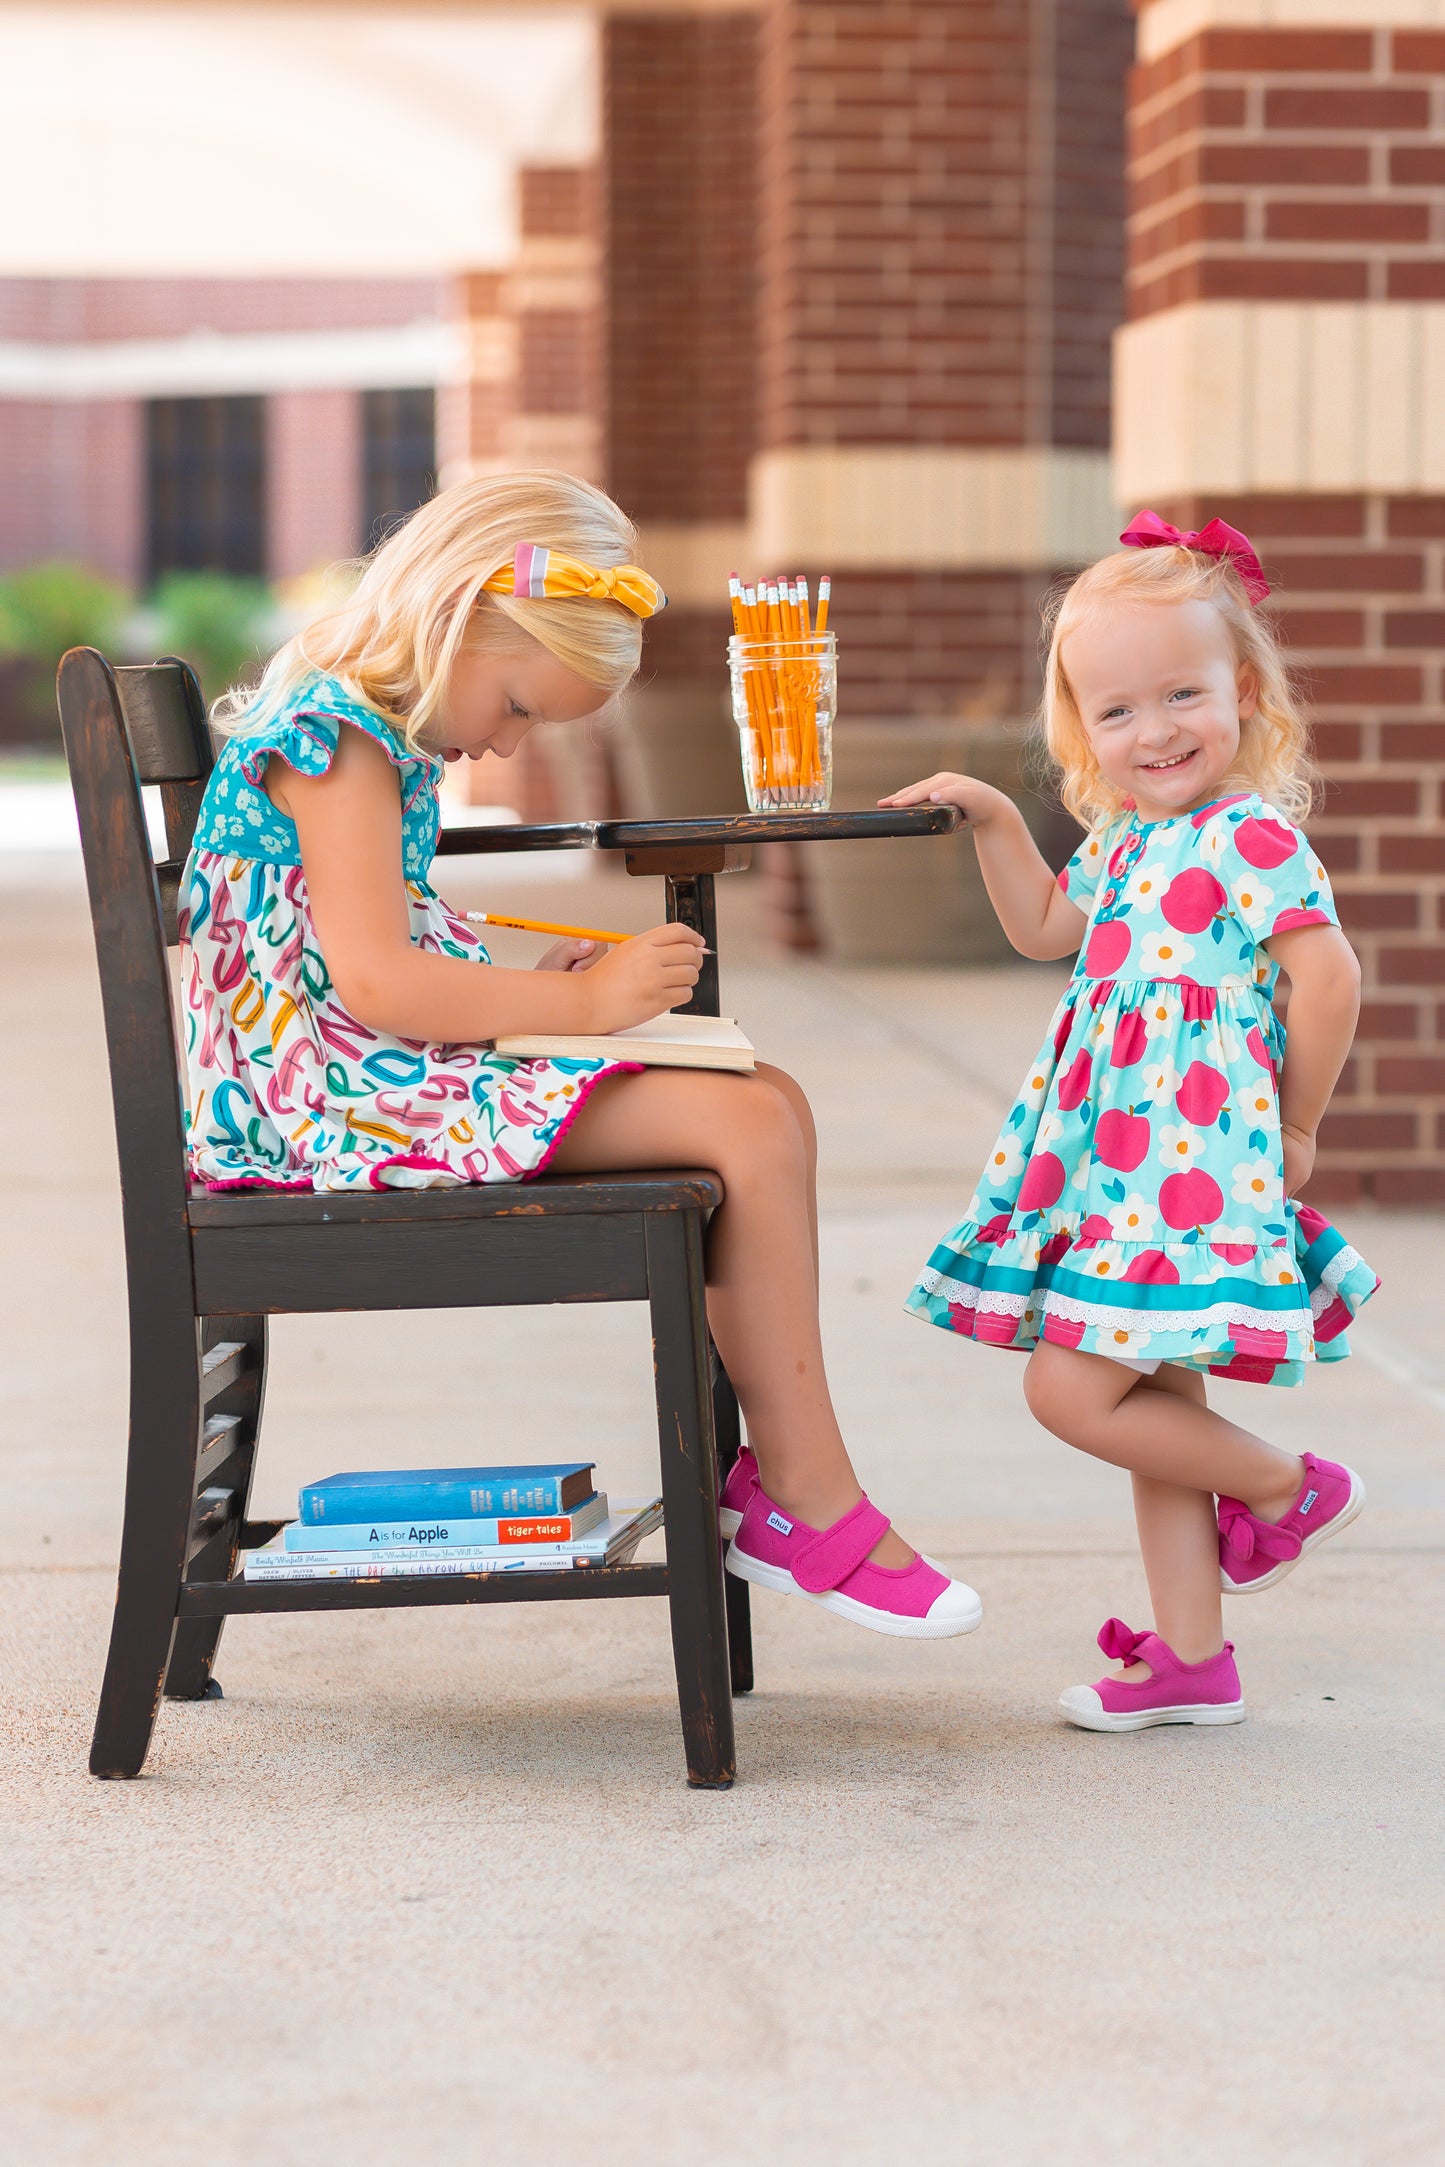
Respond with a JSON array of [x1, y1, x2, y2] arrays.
[[2, 845, 1442, 2165]]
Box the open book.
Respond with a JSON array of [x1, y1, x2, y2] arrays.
[[494, 1012, 756, 1073]]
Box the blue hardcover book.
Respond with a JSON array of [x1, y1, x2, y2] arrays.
[[284, 1492, 609, 1551], [298, 1463, 596, 1526]]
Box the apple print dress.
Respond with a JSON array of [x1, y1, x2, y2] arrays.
[[906, 792, 1378, 1386], [178, 674, 640, 1192]]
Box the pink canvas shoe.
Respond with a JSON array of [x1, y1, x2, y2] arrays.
[[1218, 1453, 1365, 1594], [725, 1479, 982, 1639], [1059, 1619, 1245, 1732], [718, 1446, 759, 1539]]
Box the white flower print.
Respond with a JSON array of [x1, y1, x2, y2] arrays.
[[1123, 864, 1163, 913], [1082, 1242, 1127, 1281], [1199, 819, 1230, 866], [1157, 1121, 1206, 1169], [1070, 1152, 1092, 1191], [983, 1132, 1025, 1182], [1142, 996, 1179, 1042], [1137, 1055, 1182, 1103], [1231, 876, 1275, 931], [1035, 1111, 1065, 1150], [1231, 1157, 1281, 1212], [1101, 1325, 1152, 1358], [1233, 1078, 1276, 1126], [1019, 1061, 1052, 1110], [1139, 928, 1195, 976], [1108, 1192, 1157, 1241], [1212, 1222, 1259, 1248]]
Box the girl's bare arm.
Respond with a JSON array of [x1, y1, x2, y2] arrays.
[[1267, 923, 1362, 1193], [278, 726, 702, 1040], [878, 772, 1086, 960]]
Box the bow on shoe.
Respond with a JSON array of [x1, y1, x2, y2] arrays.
[[1119, 509, 1271, 605], [1217, 1496, 1302, 1563], [1097, 1617, 1150, 1663]]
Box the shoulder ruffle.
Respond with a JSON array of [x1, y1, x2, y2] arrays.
[[235, 676, 438, 807]]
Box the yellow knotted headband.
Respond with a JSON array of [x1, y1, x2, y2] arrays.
[[483, 544, 667, 619]]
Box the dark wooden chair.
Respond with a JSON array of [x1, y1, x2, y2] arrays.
[[57, 647, 743, 1789]]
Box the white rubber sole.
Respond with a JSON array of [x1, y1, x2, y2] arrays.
[[718, 1506, 743, 1539], [1059, 1686, 1247, 1732], [1221, 1466, 1366, 1593], [725, 1539, 983, 1639]]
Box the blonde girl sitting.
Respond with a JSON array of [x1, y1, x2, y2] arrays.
[[180, 470, 980, 1642]]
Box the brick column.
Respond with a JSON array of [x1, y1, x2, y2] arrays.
[[1118, 3, 1445, 1202], [752, 0, 1131, 717], [437, 164, 602, 487], [266, 389, 360, 581]]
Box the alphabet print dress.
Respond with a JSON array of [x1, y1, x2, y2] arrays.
[[906, 792, 1378, 1386], [179, 674, 640, 1191]]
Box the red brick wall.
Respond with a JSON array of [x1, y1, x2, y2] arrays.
[[0, 276, 444, 341], [0, 397, 143, 586], [1126, 16, 1445, 1197], [1151, 492, 1445, 1204], [1128, 25, 1445, 317], [757, 0, 1129, 451], [267, 389, 360, 581]]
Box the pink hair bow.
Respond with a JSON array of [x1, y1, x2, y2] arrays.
[[1119, 509, 1271, 605], [1096, 1617, 1150, 1663]]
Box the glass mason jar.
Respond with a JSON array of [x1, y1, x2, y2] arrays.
[[728, 631, 836, 813]]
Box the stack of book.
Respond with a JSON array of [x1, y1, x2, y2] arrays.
[[242, 1462, 663, 1582]]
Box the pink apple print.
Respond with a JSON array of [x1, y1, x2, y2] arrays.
[[1295, 1203, 1328, 1243], [1159, 1168, 1224, 1229], [1161, 867, 1227, 933], [1038, 1231, 1071, 1270], [1085, 918, 1133, 978], [1017, 1150, 1066, 1211], [1123, 1248, 1181, 1284], [1057, 1048, 1092, 1110], [1174, 1060, 1230, 1125], [1209, 1242, 1255, 1265], [1094, 1108, 1151, 1171], [1076, 1214, 1114, 1247], [1270, 906, 1330, 933], [1110, 1010, 1149, 1068], [1235, 815, 1298, 869], [976, 1214, 1012, 1246], [1052, 1002, 1078, 1058]]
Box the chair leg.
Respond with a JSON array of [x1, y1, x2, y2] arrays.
[[711, 1351, 754, 1696], [646, 1213, 737, 1789], [90, 1303, 203, 1779], [165, 1315, 268, 1701]]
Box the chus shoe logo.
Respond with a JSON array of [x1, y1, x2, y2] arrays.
[[1299, 1489, 1319, 1515], [767, 1510, 793, 1536]]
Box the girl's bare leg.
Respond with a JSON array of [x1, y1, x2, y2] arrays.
[[1024, 1343, 1307, 1667], [551, 1062, 907, 1563]]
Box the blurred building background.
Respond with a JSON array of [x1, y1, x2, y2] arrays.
[[2, 0, 1443, 1203]]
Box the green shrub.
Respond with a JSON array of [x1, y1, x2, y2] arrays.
[[151, 571, 275, 706], [0, 561, 128, 739]]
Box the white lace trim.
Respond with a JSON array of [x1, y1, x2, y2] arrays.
[[1320, 1242, 1368, 1295], [913, 1267, 1315, 1341]]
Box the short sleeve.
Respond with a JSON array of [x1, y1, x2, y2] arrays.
[[235, 677, 438, 813], [1056, 819, 1122, 911], [1201, 800, 1340, 944]]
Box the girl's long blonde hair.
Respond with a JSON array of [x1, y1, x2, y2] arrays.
[[1039, 543, 1316, 829], [215, 470, 646, 746]]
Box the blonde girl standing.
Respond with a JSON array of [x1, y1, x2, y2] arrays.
[[180, 470, 981, 1642], [882, 515, 1377, 1728]]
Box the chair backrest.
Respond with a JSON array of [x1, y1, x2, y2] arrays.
[[56, 649, 212, 1250]]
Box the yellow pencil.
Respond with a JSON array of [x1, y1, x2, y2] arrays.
[[465, 911, 713, 953]]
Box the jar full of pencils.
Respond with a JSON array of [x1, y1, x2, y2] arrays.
[[728, 633, 835, 813]]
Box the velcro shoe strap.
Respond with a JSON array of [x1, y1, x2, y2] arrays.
[[792, 1496, 891, 1594]]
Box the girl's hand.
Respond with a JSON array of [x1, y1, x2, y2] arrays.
[[1281, 1123, 1316, 1199], [876, 772, 1015, 827], [580, 923, 706, 1032], [535, 937, 604, 974]]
